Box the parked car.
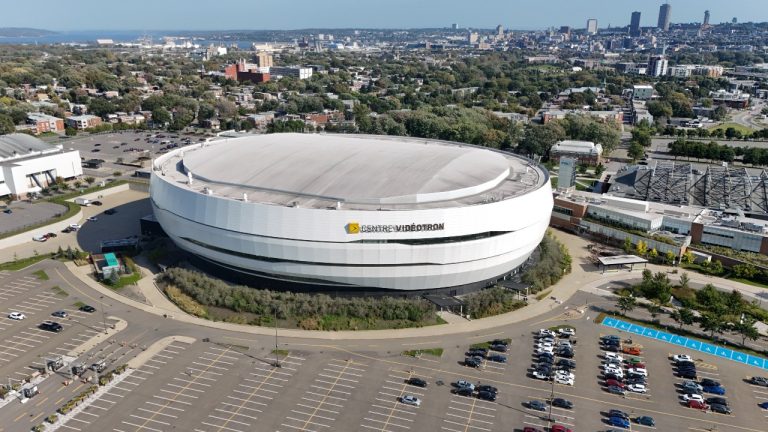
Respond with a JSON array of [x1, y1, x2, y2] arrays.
[[635, 416, 655, 427], [39, 321, 63, 332], [605, 379, 624, 388], [464, 358, 482, 368], [490, 343, 508, 352], [92, 200, 103, 206], [604, 353, 624, 362], [455, 380, 474, 391], [79, 305, 96, 313], [627, 367, 648, 377], [550, 398, 573, 409], [550, 425, 572, 432], [400, 395, 421, 406], [532, 370, 551, 380], [607, 416, 630, 429], [8, 312, 25, 320], [703, 385, 726, 395], [407, 377, 427, 388], [87, 216, 98, 222], [557, 359, 576, 369], [750, 376, 768, 387], [476, 385, 498, 394], [527, 400, 547, 411], [622, 346, 642, 355], [3, 208, 11, 214], [627, 383, 647, 393], [682, 394, 704, 403], [607, 385, 626, 395], [706, 397, 728, 406], [104, 209, 117, 215], [453, 387, 473, 396], [758, 401, 768, 410], [710, 403, 731, 414], [477, 391, 496, 401], [688, 400, 709, 410], [701, 378, 721, 387], [51, 311, 68, 318], [558, 327, 576, 337], [487, 354, 507, 363], [608, 409, 629, 420], [672, 354, 694, 363]]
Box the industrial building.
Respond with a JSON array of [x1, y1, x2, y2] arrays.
[[150, 134, 553, 294], [0, 134, 82, 197]]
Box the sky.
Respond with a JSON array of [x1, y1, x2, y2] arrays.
[[1, 0, 767, 31]]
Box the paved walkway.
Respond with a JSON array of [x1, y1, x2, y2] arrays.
[[54, 230, 768, 340]]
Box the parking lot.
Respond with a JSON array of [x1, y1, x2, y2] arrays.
[[0, 201, 68, 235]]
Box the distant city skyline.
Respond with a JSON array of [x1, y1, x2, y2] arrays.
[[1, 0, 766, 31]]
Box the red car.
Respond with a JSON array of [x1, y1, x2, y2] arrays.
[[523, 428, 544, 432], [551, 425, 573, 432], [605, 379, 624, 388], [688, 400, 709, 410]]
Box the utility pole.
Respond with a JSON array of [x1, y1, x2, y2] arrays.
[[274, 310, 281, 368], [547, 375, 555, 425]]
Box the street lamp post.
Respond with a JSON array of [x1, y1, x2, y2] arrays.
[[547, 375, 555, 425], [274, 310, 281, 368]]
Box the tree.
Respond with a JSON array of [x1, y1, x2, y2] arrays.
[[648, 248, 658, 261], [623, 237, 633, 253], [617, 293, 636, 315], [671, 307, 695, 330], [648, 300, 662, 321], [518, 122, 566, 158], [84, 176, 96, 185], [734, 316, 759, 347], [594, 163, 605, 178], [65, 126, 77, 136], [151, 107, 172, 127], [665, 250, 676, 265], [628, 142, 645, 162], [635, 240, 648, 256], [698, 312, 725, 339], [0, 113, 14, 135], [679, 273, 690, 290], [681, 251, 695, 264]]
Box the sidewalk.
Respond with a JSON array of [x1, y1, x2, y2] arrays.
[[55, 230, 768, 341]]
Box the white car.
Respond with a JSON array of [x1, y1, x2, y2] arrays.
[[32, 235, 47, 242], [555, 376, 574, 386], [536, 342, 554, 349], [536, 346, 554, 354], [532, 370, 551, 380], [627, 368, 648, 377], [604, 368, 624, 378], [603, 358, 622, 366], [604, 353, 624, 362], [87, 216, 98, 222], [69, 224, 81, 230], [682, 393, 704, 403], [559, 328, 576, 337], [627, 383, 648, 393], [555, 371, 575, 380], [538, 329, 556, 338], [8, 312, 25, 320], [400, 395, 421, 407], [672, 354, 693, 363]]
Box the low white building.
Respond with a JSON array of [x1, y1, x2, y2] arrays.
[[0, 134, 82, 197]]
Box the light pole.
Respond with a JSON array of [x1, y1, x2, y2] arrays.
[[274, 310, 281, 368], [547, 375, 555, 425]]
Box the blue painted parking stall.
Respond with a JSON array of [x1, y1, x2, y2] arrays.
[[601, 316, 768, 371]]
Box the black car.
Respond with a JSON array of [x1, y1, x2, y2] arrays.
[[490, 339, 508, 347], [407, 377, 427, 388], [557, 359, 576, 369], [706, 397, 728, 406], [603, 345, 620, 352], [91, 200, 103, 206], [490, 343, 508, 352], [635, 416, 655, 427], [528, 400, 547, 411], [557, 350, 574, 359], [465, 358, 482, 368], [607, 385, 626, 395], [710, 403, 731, 414], [477, 391, 496, 401], [701, 378, 721, 387], [678, 369, 698, 379], [551, 398, 573, 409], [79, 305, 96, 313], [467, 348, 488, 357], [608, 409, 630, 420], [487, 354, 507, 363], [537, 358, 554, 366], [603, 339, 621, 346], [603, 373, 623, 382], [454, 387, 473, 396], [477, 385, 498, 394], [104, 209, 117, 215], [39, 321, 63, 332], [677, 365, 697, 372]]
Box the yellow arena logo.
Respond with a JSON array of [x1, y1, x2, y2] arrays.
[[345, 222, 360, 234]]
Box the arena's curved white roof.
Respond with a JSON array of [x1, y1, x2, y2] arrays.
[[155, 133, 547, 210]]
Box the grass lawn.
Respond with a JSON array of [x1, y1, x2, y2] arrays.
[[729, 277, 768, 289], [32, 269, 49, 280], [102, 272, 142, 289], [402, 348, 444, 357], [0, 254, 51, 271], [470, 339, 511, 349], [50, 286, 69, 297], [709, 122, 755, 134]]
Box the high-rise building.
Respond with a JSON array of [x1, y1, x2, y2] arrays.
[[586, 19, 598, 35], [451, 23, 458, 30], [496, 24, 504, 38], [255, 51, 273, 68], [703, 10, 711, 27], [630, 11, 642, 36], [558, 158, 577, 190], [658, 3, 671, 32], [467, 31, 479, 44], [648, 55, 668, 77]]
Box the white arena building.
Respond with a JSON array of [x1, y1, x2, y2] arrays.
[[150, 134, 553, 293], [0, 134, 82, 197]]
